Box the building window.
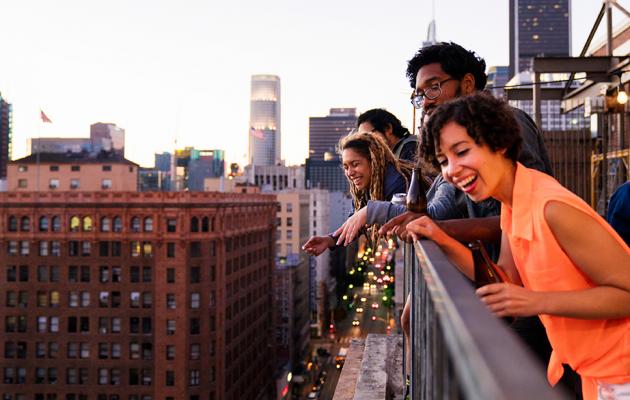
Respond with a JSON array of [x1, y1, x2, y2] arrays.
[[18, 165, 28, 172], [189, 318, 200, 335], [100, 217, 111, 232], [82, 217, 93, 232], [165, 371, 175, 386], [52, 216, 61, 232], [39, 216, 49, 231], [190, 293, 200, 309], [102, 165, 112, 172], [20, 216, 30, 231], [17, 179, 27, 188], [166, 345, 175, 360], [190, 267, 200, 283], [189, 369, 200, 386], [190, 217, 199, 232], [167, 243, 175, 258], [166, 219, 177, 233], [166, 294, 176, 309], [20, 241, 29, 256], [70, 179, 80, 189], [101, 179, 112, 189], [189, 344, 200, 360], [39, 241, 49, 256], [131, 217, 141, 232], [49, 179, 60, 189], [70, 216, 81, 232], [166, 320, 175, 335], [143, 217, 153, 232], [113, 217, 122, 232]]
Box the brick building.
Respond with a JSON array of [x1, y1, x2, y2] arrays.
[[0, 191, 277, 400]]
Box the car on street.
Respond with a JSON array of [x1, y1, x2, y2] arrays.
[[352, 319, 360, 326]]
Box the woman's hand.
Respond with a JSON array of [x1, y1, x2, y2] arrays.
[[334, 207, 368, 246], [379, 211, 423, 242], [476, 283, 544, 318], [405, 215, 449, 244], [302, 235, 335, 256]]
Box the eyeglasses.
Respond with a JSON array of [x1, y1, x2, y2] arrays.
[[410, 78, 458, 109]]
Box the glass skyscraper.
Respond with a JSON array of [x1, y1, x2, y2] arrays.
[[249, 74, 281, 166]]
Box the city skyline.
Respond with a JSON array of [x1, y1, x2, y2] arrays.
[[0, 1, 616, 169]]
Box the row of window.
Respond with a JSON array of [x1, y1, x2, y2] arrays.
[[3, 366, 211, 386], [17, 165, 118, 173], [5, 290, 205, 309], [4, 341, 207, 361], [5, 315, 216, 335], [5, 240, 204, 258], [16, 179, 114, 190], [6, 216, 216, 233], [6, 264, 215, 284]]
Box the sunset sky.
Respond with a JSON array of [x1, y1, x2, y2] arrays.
[[0, 0, 619, 168]]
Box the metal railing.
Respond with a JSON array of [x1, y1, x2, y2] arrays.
[[405, 240, 568, 400]]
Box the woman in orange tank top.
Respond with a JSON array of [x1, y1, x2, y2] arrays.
[[406, 93, 630, 400]]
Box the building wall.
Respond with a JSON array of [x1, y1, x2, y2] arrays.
[[0, 191, 276, 400], [7, 162, 138, 192], [245, 164, 305, 192]]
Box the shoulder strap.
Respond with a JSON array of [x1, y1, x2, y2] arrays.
[[394, 135, 418, 158]]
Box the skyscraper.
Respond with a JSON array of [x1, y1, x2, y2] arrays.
[[0, 93, 12, 179], [308, 108, 356, 160], [249, 75, 281, 166], [509, 0, 571, 78]]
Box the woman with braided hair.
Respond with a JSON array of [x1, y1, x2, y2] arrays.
[[302, 131, 412, 256]]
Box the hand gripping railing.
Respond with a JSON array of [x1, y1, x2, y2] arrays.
[[405, 240, 568, 400]]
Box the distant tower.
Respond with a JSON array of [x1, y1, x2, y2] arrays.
[[509, 0, 571, 77], [249, 75, 281, 166], [0, 93, 12, 179], [422, 0, 437, 48], [308, 108, 356, 161]]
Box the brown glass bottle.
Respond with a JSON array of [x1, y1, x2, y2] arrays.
[[469, 240, 510, 289], [406, 167, 429, 213]]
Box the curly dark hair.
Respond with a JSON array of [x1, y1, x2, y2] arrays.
[[357, 108, 410, 139], [420, 93, 522, 170], [406, 42, 487, 90]]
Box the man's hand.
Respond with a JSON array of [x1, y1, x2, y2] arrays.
[[378, 211, 423, 242], [302, 235, 335, 256], [476, 283, 543, 318], [333, 207, 367, 246]]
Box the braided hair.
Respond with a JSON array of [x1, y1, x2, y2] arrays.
[[338, 131, 412, 244]]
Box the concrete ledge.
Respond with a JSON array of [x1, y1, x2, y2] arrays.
[[332, 338, 365, 400], [332, 334, 403, 400]]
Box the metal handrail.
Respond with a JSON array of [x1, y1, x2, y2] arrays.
[[406, 240, 568, 400]]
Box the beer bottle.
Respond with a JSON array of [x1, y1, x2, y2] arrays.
[[406, 167, 429, 213], [469, 240, 510, 288]]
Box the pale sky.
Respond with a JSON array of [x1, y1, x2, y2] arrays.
[[0, 0, 623, 169]]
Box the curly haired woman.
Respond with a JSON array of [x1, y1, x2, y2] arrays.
[[407, 92, 630, 400]]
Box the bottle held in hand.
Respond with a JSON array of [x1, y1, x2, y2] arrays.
[[406, 167, 429, 213], [469, 240, 510, 288]]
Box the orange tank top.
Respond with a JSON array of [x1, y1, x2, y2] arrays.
[[501, 163, 630, 399]]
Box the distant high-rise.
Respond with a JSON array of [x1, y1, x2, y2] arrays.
[[90, 122, 125, 156], [0, 93, 12, 179], [509, 0, 571, 77], [308, 108, 356, 160], [249, 75, 281, 166]]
